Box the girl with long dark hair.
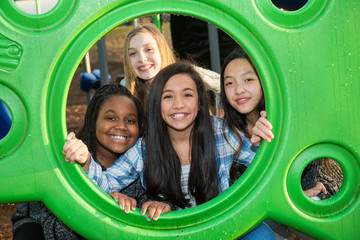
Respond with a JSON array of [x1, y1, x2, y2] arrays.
[[220, 48, 266, 182], [64, 61, 256, 215]]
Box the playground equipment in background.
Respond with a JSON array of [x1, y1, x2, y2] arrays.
[[79, 71, 100, 92], [79, 69, 111, 93], [0, 0, 359, 239]]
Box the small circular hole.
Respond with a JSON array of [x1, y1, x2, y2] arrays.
[[270, 0, 308, 11], [0, 100, 12, 140], [301, 158, 343, 200], [13, 0, 58, 15]]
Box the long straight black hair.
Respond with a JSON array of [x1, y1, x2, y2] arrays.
[[77, 84, 145, 166], [220, 48, 265, 180], [144, 61, 219, 208]]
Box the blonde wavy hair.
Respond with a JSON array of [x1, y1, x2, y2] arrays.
[[123, 23, 176, 97]]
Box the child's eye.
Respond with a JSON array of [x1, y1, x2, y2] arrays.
[[145, 48, 153, 52], [129, 52, 136, 57], [245, 78, 254, 82], [106, 116, 116, 121], [225, 81, 233, 87], [162, 95, 172, 99], [126, 119, 137, 124], [184, 93, 193, 97]]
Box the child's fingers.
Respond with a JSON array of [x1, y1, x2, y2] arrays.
[[146, 205, 157, 221], [65, 149, 79, 164], [109, 192, 118, 201], [260, 110, 267, 118], [163, 204, 171, 214], [258, 111, 272, 130], [62, 138, 74, 155], [64, 143, 77, 163], [252, 125, 273, 143], [124, 197, 137, 213], [62, 141, 69, 155], [63, 133, 81, 154], [109, 192, 124, 210], [318, 182, 327, 195], [152, 203, 171, 221], [65, 146, 80, 164], [258, 116, 272, 130], [250, 136, 261, 145], [63, 134, 78, 155], [130, 198, 137, 211], [151, 209, 163, 221], [110, 192, 136, 213], [144, 202, 170, 221], [65, 140, 89, 164], [141, 201, 157, 221], [117, 197, 126, 211], [153, 203, 171, 221], [140, 201, 151, 217], [253, 119, 274, 142], [304, 182, 326, 198], [66, 132, 76, 141], [64, 141, 79, 163]]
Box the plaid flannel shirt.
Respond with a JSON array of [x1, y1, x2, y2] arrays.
[[87, 116, 258, 194]]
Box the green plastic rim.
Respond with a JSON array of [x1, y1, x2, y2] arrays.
[[47, 1, 281, 236], [0, 0, 359, 239]]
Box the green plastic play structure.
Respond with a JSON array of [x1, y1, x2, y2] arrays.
[[0, 0, 359, 239]]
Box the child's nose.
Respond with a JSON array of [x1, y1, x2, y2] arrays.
[[115, 121, 127, 130], [173, 97, 184, 109], [235, 83, 245, 94], [138, 52, 147, 62]]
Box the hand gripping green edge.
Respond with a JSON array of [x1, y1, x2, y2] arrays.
[[0, 0, 359, 239]]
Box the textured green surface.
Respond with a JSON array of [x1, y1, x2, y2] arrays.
[[0, 0, 359, 239]]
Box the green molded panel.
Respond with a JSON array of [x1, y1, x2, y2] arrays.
[[0, 0, 359, 239]]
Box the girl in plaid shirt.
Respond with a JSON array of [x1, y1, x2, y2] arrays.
[[63, 61, 274, 238], [64, 61, 257, 218]]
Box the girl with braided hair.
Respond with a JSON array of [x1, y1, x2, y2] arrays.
[[12, 83, 147, 239]]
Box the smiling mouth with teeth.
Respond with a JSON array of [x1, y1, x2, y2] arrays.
[[139, 65, 152, 71], [110, 135, 127, 140], [236, 98, 249, 104], [171, 113, 188, 119]]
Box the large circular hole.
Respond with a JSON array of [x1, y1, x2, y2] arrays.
[[66, 13, 267, 211], [56, 8, 278, 237]]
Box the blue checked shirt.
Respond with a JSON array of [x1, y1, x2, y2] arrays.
[[87, 116, 258, 194]]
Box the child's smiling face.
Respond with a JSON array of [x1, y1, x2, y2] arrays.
[[224, 58, 263, 118], [96, 95, 139, 158], [161, 73, 199, 135], [128, 31, 162, 84]]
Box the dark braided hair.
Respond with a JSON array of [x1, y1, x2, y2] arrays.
[[76, 84, 145, 164], [220, 48, 265, 181]]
